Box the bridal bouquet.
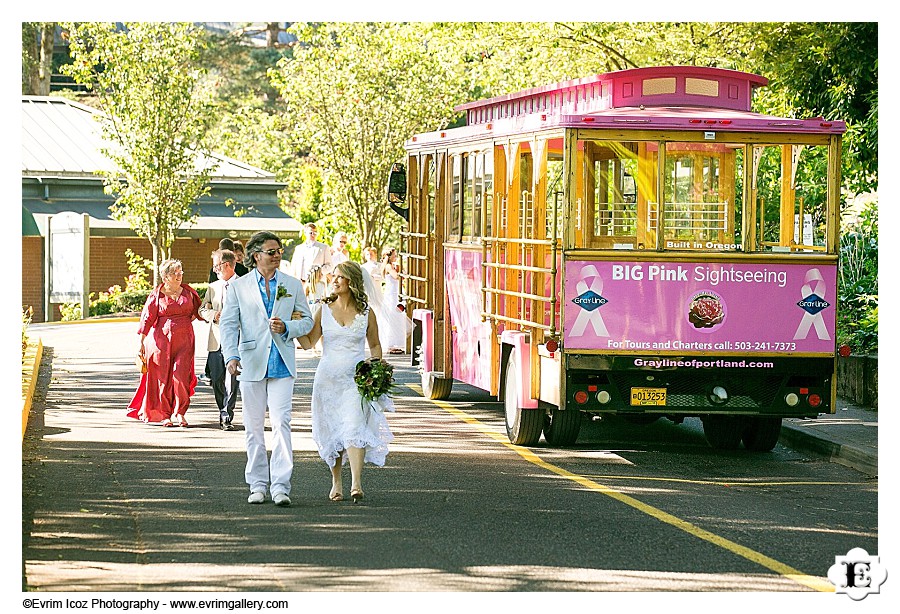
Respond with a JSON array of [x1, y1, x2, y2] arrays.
[[354, 358, 396, 404]]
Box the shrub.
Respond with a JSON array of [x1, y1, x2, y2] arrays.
[[56, 248, 210, 319], [59, 301, 82, 321], [124, 249, 153, 293], [22, 306, 33, 359], [837, 197, 878, 354]]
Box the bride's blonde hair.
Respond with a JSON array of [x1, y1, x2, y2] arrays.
[[322, 261, 368, 313]]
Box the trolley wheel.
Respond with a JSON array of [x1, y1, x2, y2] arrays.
[[543, 407, 582, 446], [421, 371, 453, 401], [702, 416, 744, 450], [741, 416, 783, 451], [504, 349, 542, 446]]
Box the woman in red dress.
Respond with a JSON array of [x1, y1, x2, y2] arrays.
[[127, 259, 203, 427]]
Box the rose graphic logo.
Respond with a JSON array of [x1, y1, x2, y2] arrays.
[[687, 291, 726, 331]]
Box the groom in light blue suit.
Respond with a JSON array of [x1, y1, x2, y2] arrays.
[[220, 231, 314, 506]]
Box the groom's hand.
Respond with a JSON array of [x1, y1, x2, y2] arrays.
[[226, 359, 242, 376]]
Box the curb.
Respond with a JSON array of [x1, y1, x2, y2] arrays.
[[22, 339, 43, 440], [779, 424, 877, 477], [44, 316, 140, 325]]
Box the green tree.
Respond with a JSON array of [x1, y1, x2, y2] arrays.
[[61, 22, 217, 285], [272, 22, 468, 249], [744, 22, 878, 194]]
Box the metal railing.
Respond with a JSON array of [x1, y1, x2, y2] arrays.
[[648, 201, 729, 234], [594, 203, 638, 236], [481, 236, 559, 334], [399, 229, 430, 306]]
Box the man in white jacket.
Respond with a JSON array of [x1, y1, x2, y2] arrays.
[[290, 222, 332, 307], [220, 231, 314, 507]]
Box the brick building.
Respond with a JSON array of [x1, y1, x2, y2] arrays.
[[22, 96, 302, 322]]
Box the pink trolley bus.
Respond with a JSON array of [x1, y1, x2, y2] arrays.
[[387, 66, 845, 451]]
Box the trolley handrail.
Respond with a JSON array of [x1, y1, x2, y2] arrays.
[[481, 311, 552, 331], [400, 294, 427, 305], [482, 286, 552, 303], [483, 236, 560, 248], [400, 272, 428, 283], [481, 261, 553, 275]]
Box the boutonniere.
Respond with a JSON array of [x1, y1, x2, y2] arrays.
[[276, 284, 292, 300]]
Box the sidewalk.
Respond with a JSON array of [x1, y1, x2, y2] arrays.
[[780, 400, 878, 477]]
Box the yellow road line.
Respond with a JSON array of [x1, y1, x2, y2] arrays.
[[582, 475, 866, 488], [414, 387, 834, 593]]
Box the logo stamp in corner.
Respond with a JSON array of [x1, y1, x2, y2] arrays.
[[827, 547, 887, 600]]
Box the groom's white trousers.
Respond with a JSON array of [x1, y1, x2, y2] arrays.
[[240, 377, 294, 497]]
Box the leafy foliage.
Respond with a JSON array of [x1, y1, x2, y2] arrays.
[[272, 23, 469, 250], [745, 22, 878, 195], [61, 22, 218, 284], [124, 248, 153, 293], [837, 197, 878, 353]]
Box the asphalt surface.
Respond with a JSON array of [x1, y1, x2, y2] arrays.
[[20, 319, 878, 595]]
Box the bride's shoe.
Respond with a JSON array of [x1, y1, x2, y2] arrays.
[[350, 488, 364, 503], [329, 489, 344, 502]]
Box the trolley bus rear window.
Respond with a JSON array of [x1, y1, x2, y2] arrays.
[[574, 139, 832, 254]]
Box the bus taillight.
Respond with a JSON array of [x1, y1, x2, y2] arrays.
[[574, 390, 589, 404], [808, 393, 822, 408]]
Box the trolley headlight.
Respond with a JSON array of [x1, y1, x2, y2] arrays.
[[785, 392, 800, 407], [596, 390, 611, 404], [707, 385, 728, 405]]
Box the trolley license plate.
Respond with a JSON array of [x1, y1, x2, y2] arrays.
[[630, 387, 667, 406]]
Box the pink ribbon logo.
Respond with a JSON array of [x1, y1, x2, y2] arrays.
[[570, 264, 609, 338], [794, 268, 830, 341]]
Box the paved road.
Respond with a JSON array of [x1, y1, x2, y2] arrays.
[[22, 321, 878, 601]]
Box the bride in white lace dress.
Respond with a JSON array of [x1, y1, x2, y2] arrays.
[[298, 261, 395, 503]]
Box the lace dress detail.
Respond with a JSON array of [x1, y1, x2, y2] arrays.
[[311, 305, 395, 468]]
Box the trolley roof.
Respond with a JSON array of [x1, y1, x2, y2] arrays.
[[408, 66, 845, 147]]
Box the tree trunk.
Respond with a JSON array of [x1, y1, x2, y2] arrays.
[[22, 23, 40, 95], [266, 22, 280, 48], [37, 23, 55, 96], [263, 23, 281, 103], [150, 240, 162, 287]]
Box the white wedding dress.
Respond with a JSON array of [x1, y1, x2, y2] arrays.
[[311, 305, 395, 468], [379, 273, 411, 351]]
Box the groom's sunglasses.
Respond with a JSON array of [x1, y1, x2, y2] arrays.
[[260, 248, 285, 256]]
